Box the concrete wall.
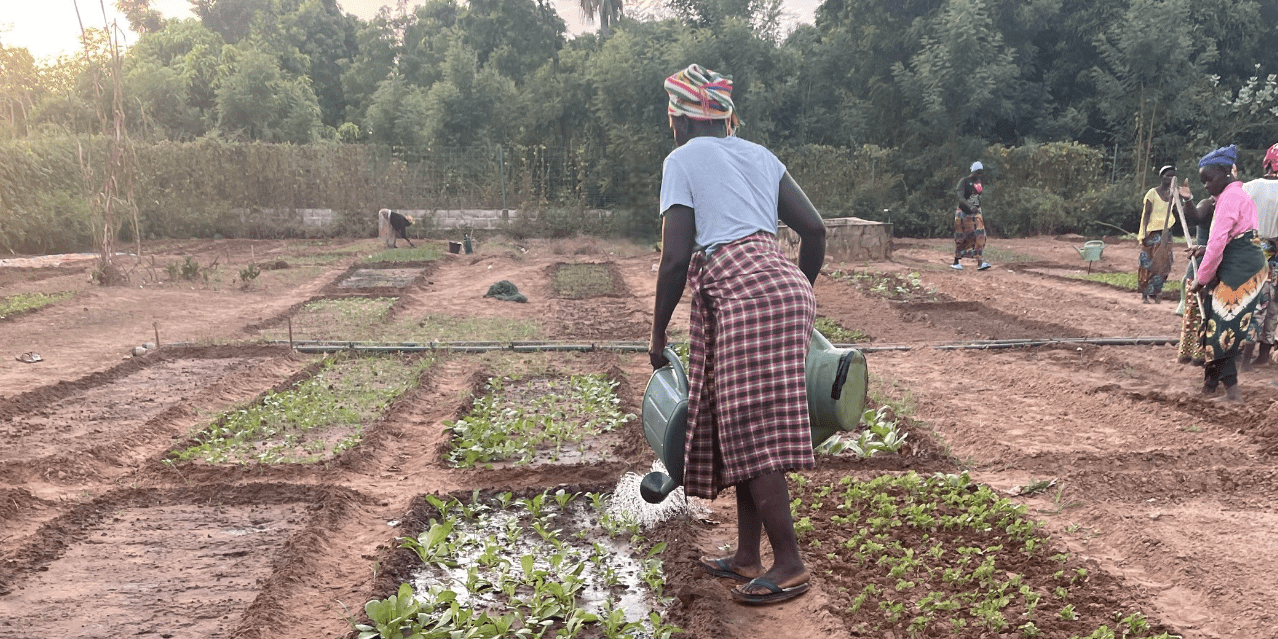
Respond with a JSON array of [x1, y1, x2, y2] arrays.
[[778, 217, 893, 263], [233, 208, 618, 231]]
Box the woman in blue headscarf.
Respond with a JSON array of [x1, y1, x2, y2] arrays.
[[1187, 145, 1268, 401]]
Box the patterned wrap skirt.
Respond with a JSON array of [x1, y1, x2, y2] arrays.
[[954, 209, 986, 259], [1177, 277, 1205, 363], [1138, 231, 1174, 296], [683, 232, 816, 499], [1202, 231, 1268, 361]]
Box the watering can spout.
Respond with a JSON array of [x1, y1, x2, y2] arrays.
[[640, 472, 680, 504]]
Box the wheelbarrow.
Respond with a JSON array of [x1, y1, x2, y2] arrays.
[[1074, 240, 1105, 273], [638, 329, 868, 504]]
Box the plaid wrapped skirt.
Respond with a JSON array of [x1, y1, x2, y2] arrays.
[[683, 232, 816, 499]]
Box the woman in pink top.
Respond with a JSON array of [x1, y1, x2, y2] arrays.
[[1187, 145, 1269, 401]]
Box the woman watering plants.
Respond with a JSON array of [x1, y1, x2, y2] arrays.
[[1188, 145, 1268, 402], [648, 64, 827, 605]]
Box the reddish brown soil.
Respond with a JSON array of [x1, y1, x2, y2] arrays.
[[0, 234, 1275, 638]]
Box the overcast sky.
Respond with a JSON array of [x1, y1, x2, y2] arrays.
[[0, 0, 820, 62]]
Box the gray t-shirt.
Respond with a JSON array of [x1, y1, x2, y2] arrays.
[[1244, 177, 1278, 239], [659, 136, 787, 250]]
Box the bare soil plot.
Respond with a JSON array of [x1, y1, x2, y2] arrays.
[[0, 483, 362, 638]]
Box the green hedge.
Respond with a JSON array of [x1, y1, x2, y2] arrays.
[[0, 136, 1168, 255]]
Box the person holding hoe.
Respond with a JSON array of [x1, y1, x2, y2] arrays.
[[649, 63, 827, 605], [1137, 165, 1190, 303], [388, 210, 415, 248]]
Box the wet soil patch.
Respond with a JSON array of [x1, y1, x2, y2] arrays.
[[360, 483, 677, 638], [896, 300, 1090, 341], [549, 262, 628, 299]]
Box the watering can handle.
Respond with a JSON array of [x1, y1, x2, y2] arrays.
[[663, 346, 688, 394]]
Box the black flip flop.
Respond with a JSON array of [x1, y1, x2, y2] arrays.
[[698, 557, 752, 582], [731, 577, 810, 605]]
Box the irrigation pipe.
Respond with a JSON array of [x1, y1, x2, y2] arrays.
[[932, 336, 1178, 350], [156, 336, 1175, 354]]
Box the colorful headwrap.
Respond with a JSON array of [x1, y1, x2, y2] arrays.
[[1264, 143, 1278, 173], [970, 161, 983, 172], [665, 64, 738, 134], [1198, 144, 1238, 169]]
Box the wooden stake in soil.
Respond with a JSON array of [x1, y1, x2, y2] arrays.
[[153, 322, 160, 348], [288, 317, 294, 349]]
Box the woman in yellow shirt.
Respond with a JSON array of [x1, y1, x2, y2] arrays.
[[1138, 165, 1191, 303]]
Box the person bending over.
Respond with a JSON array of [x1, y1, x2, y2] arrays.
[[389, 210, 415, 248]]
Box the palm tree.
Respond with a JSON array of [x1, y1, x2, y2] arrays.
[[578, 0, 623, 36]]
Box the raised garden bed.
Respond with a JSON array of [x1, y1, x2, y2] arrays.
[[357, 487, 678, 639], [445, 372, 634, 468], [791, 471, 1177, 638], [551, 263, 628, 299], [171, 353, 432, 464]]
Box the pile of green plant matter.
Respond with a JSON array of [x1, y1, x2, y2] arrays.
[[1070, 272, 1182, 293], [830, 269, 941, 303], [0, 291, 73, 319], [173, 354, 431, 464], [553, 263, 619, 299], [790, 471, 1177, 638], [356, 490, 678, 639], [446, 374, 634, 467]]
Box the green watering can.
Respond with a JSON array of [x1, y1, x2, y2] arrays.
[[1073, 240, 1105, 274], [639, 330, 868, 504]]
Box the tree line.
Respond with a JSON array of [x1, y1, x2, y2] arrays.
[[2, 0, 1278, 244]]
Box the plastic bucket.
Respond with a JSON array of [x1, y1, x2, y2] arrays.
[[448, 241, 462, 254]]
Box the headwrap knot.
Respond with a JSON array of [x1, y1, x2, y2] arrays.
[[665, 64, 739, 134], [1198, 144, 1238, 169]]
